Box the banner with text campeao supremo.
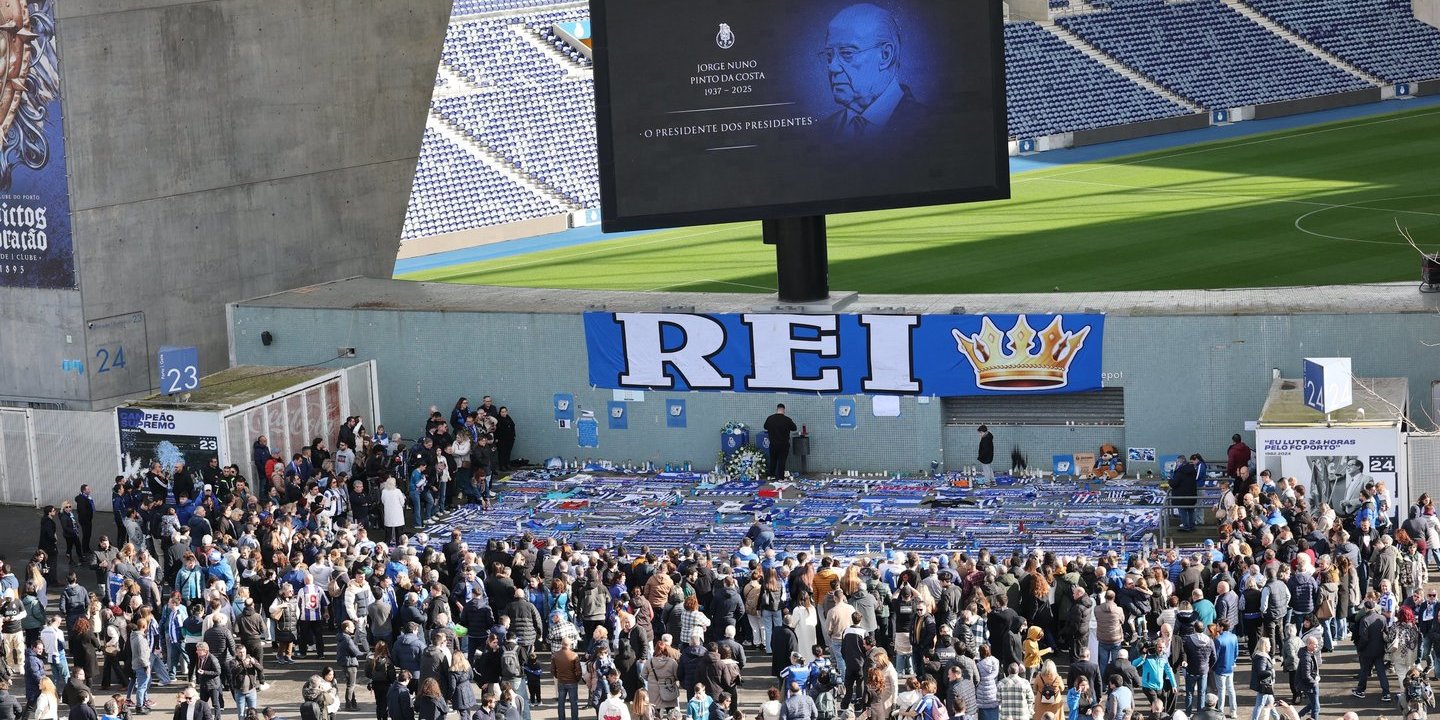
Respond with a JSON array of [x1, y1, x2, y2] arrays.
[[583, 312, 1104, 396], [116, 407, 223, 479], [0, 0, 74, 289]]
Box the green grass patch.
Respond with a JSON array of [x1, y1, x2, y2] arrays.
[[400, 107, 1440, 294]]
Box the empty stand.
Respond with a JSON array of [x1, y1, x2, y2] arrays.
[[1241, 0, 1440, 83], [451, 0, 570, 17], [1007, 22, 1194, 138], [1057, 0, 1371, 108], [402, 127, 566, 239]]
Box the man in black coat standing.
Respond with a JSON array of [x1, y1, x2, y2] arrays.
[[1352, 600, 1391, 701], [38, 507, 58, 579], [74, 485, 95, 556], [977, 425, 994, 481], [986, 595, 1023, 670], [763, 405, 797, 482], [770, 611, 798, 678], [708, 578, 742, 642], [1172, 455, 1199, 531]]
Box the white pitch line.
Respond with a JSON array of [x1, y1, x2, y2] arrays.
[[1294, 194, 1440, 245]]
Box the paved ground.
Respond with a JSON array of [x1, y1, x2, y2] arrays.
[[0, 505, 1412, 720]]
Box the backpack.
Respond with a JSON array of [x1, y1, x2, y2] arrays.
[[575, 583, 599, 618], [1315, 586, 1335, 620], [760, 587, 780, 612], [299, 701, 323, 720], [922, 694, 949, 720], [1038, 675, 1062, 704], [501, 648, 523, 679], [813, 664, 842, 692], [815, 690, 838, 720]]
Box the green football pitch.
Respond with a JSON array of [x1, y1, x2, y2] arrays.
[[401, 106, 1440, 294]]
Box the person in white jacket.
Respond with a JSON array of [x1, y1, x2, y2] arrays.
[[380, 479, 407, 545], [597, 681, 631, 720]]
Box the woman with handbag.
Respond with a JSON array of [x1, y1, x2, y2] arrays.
[[367, 641, 396, 720], [99, 608, 128, 691], [1249, 637, 1278, 720], [645, 637, 681, 715], [269, 584, 300, 665]]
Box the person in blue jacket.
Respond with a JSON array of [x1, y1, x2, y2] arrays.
[[388, 670, 416, 720], [1211, 620, 1240, 717], [1133, 642, 1176, 711], [409, 461, 431, 528]]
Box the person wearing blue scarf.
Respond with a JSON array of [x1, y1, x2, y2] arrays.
[[410, 461, 431, 528]]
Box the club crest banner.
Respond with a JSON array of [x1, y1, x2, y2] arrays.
[[583, 311, 1105, 396], [0, 0, 75, 288]]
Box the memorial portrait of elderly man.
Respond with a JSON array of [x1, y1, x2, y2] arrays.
[[819, 3, 928, 141]]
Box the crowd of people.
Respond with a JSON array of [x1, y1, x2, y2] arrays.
[[8, 403, 1436, 720]]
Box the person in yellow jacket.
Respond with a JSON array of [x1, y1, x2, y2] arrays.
[[1022, 625, 1051, 678]]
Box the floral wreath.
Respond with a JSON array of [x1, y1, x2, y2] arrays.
[[719, 446, 768, 481]]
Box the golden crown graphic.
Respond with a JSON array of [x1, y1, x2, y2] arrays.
[[950, 315, 1092, 390]]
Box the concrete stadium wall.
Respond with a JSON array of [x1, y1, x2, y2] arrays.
[[0, 292, 87, 407], [228, 291, 1440, 474], [1071, 113, 1209, 148], [1416, 0, 1440, 29], [0, 0, 451, 410], [1251, 88, 1385, 120]]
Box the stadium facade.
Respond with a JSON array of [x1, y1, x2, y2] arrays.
[[0, 0, 450, 410]]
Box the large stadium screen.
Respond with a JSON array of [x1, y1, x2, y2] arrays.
[[592, 0, 1009, 232]]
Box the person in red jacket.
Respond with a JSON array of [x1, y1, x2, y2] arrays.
[[1225, 434, 1252, 482]]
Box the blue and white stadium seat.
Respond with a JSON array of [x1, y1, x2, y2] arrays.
[[1242, 0, 1440, 83], [401, 129, 566, 239], [1057, 0, 1371, 108], [1006, 22, 1192, 139]]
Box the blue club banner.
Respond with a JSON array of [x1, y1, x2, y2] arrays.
[[0, 0, 74, 289], [583, 312, 1105, 396], [835, 398, 857, 428]]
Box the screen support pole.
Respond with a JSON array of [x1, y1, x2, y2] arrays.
[[764, 215, 829, 303]]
